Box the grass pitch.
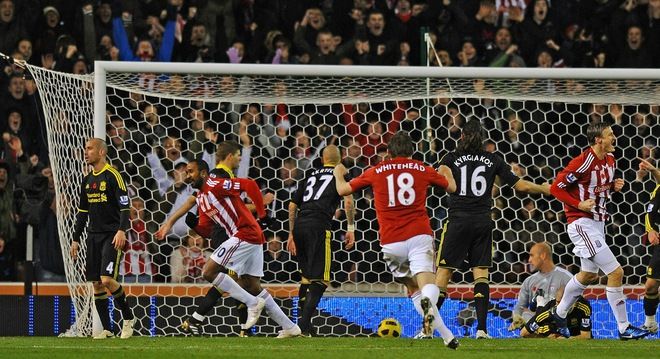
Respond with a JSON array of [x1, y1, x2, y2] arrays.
[[1, 336, 656, 359]]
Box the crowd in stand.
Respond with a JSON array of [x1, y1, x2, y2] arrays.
[[0, 0, 659, 284]]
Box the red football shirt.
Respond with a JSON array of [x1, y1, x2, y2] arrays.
[[349, 157, 450, 244], [194, 176, 266, 244], [550, 148, 615, 223]]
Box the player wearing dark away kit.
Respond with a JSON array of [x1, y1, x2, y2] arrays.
[[521, 293, 592, 339], [639, 158, 660, 333], [71, 138, 135, 339], [434, 120, 550, 339], [286, 145, 355, 336]]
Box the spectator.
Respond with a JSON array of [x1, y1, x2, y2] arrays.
[[510, 0, 557, 66], [0, 0, 38, 56], [36, 191, 66, 282], [485, 27, 524, 67], [121, 197, 154, 283], [179, 20, 214, 63], [170, 230, 210, 283], [112, 0, 176, 62], [0, 159, 15, 280], [263, 232, 296, 283], [614, 25, 653, 68]]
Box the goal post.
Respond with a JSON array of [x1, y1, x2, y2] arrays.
[[27, 61, 660, 338]]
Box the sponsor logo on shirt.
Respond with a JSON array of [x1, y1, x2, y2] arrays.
[[566, 173, 577, 183]]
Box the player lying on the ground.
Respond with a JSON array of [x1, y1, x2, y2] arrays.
[[520, 287, 592, 339]]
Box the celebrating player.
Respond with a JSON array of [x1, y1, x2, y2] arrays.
[[157, 140, 273, 336], [549, 123, 649, 340], [287, 145, 355, 337], [435, 119, 551, 339], [334, 131, 459, 349], [185, 159, 301, 338], [71, 138, 136, 339]]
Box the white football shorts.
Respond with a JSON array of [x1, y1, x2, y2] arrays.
[[381, 234, 435, 278], [567, 217, 620, 275], [210, 237, 264, 277]]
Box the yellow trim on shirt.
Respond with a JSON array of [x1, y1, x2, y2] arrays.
[[215, 164, 235, 178]]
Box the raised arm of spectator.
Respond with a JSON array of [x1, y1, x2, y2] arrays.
[[82, 3, 97, 61], [156, 2, 178, 62], [146, 152, 174, 197], [112, 0, 137, 61], [293, 22, 314, 55], [237, 122, 252, 178]]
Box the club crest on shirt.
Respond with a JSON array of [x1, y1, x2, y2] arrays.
[[100, 181, 106, 191], [566, 173, 577, 183]]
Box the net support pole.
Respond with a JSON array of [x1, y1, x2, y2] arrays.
[[94, 62, 107, 139]]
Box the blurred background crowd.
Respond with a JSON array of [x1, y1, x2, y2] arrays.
[[0, 0, 658, 287]]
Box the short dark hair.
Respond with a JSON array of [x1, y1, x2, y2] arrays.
[[216, 140, 241, 161], [191, 158, 209, 173], [457, 119, 484, 154], [388, 131, 414, 158], [586, 122, 610, 145]]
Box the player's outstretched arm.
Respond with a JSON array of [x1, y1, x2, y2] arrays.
[[513, 179, 551, 195], [437, 165, 456, 193], [287, 201, 298, 255], [155, 194, 196, 240], [344, 194, 355, 250], [334, 164, 353, 196]]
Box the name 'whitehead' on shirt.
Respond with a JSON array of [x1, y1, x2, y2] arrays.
[[375, 162, 426, 174]]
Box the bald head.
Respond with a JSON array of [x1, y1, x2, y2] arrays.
[[85, 137, 108, 167], [528, 241, 554, 273], [532, 242, 552, 257], [89, 137, 107, 152], [322, 145, 341, 166]]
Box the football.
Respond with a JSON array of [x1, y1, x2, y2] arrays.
[[377, 318, 402, 338]]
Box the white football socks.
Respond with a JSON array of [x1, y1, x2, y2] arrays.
[[212, 272, 257, 307], [556, 276, 586, 318], [411, 290, 454, 343], [259, 289, 296, 330], [606, 286, 630, 333]]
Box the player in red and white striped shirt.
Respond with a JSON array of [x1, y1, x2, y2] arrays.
[[550, 123, 649, 340], [186, 159, 301, 338]]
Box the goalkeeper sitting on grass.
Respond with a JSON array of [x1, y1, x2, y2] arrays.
[[520, 287, 592, 340], [509, 242, 572, 331]]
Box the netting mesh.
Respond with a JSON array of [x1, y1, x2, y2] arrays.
[[27, 63, 660, 337]]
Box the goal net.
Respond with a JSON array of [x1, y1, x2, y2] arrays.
[[26, 62, 660, 339]]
